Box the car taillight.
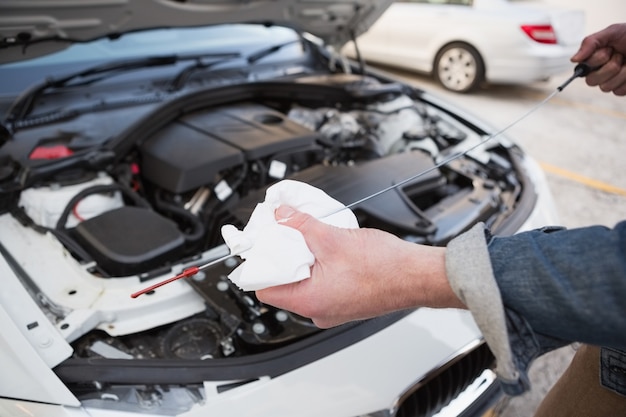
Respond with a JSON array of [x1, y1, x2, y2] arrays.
[[520, 24, 558, 44]]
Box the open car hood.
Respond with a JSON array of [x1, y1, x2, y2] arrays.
[[0, 0, 392, 64]]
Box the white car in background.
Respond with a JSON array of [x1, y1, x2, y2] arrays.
[[0, 1, 559, 416], [345, 0, 585, 93]]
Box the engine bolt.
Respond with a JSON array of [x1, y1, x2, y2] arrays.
[[275, 311, 289, 322], [192, 271, 206, 281], [252, 322, 266, 334], [224, 257, 239, 268]]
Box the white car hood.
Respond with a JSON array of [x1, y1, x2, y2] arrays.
[[0, 0, 393, 64]]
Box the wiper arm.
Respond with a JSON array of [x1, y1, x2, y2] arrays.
[[5, 38, 303, 125], [54, 55, 180, 85], [246, 39, 303, 64], [5, 55, 178, 124], [168, 53, 241, 91], [4, 53, 240, 125], [168, 40, 303, 91]]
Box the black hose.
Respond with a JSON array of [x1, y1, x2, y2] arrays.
[[153, 191, 205, 243], [55, 183, 149, 231]]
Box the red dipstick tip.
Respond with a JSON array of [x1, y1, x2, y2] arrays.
[[130, 266, 200, 298]]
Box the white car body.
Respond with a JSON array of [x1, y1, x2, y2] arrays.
[[0, 107, 560, 417], [345, 0, 585, 92], [1, 176, 558, 417]]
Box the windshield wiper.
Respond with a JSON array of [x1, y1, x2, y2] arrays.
[[169, 39, 304, 91], [246, 39, 303, 64], [6, 38, 303, 127], [168, 55, 242, 91], [4, 52, 240, 126]]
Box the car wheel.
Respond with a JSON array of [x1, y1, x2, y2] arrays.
[[434, 43, 484, 93]]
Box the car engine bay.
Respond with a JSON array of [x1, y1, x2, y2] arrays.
[[0, 73, 530, 365]]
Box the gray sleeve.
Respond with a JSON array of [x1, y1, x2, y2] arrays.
[[445, 222, 521, 387]]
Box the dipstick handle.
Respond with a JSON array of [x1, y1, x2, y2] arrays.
[[130, 266, 200, 298]]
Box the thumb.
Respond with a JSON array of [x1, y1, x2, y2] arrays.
[[275, 204, 317, 230], [275, 204, 298, 223], [275, 205, 347, 265], [571, 38, 598, 63]]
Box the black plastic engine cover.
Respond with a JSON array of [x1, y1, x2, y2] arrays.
[[139, 103, 320, 194], [72, 206, 185, 277], [140, 122, 244, 194], [181, 103, 320, 159], [232, 151, 445, 236]]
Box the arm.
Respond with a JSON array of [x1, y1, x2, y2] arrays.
[[256, 23, 626, 394], [487, 222, 626, 349], [257, 206, 626, 394], [570, 23, 626, 96], [447, 222, 626, 394]]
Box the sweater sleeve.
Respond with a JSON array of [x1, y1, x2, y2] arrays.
[[445, 222, 527, 394], [487, 221, 626, 350], [445, 220, 626, 395]]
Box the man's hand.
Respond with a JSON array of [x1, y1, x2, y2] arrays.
[[571, 23, 626, 96]]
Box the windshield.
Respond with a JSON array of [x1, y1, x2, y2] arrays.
[[0, 24, 304, 96]]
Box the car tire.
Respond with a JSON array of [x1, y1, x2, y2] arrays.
[[434, 43, 484, 93]]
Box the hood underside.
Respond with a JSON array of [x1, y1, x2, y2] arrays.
[[0, 0, 392, 64]]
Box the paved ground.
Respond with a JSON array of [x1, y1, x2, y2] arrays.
[[370, 1, 625, 415]]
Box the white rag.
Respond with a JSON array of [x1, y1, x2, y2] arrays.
[[221, 179, 359, 291]]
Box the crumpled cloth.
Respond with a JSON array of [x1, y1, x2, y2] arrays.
[[221, 179, 359, 291]]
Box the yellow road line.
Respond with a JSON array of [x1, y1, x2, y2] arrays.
[[539, 162, 626, 197]]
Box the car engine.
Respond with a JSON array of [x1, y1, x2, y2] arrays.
[[1, 74, 529, 363]]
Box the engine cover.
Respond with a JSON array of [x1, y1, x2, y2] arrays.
[[72, 206, 186, 276], [140, 103, 320, 193], [233, 151, 445, 236]]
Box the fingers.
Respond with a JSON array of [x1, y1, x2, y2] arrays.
[[570, 23, 626, 96], [582, 51, 626, 96], [255, 268, 344, 328], [256, 281, 304, 312], [258, 206, 329, 316], [571, 23, 626, 63], [593, 53, 626, 95], [571, 35, 605, 64], [256, 280, 338, 328], [572, 46, 613, 68], [614, 81, 626, 96]]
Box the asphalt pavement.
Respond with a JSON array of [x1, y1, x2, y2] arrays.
[[371, 2, 625, 415]]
